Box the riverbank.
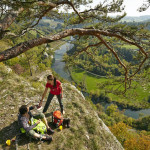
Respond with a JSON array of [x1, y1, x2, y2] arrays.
[[69, 67, 150, 110]]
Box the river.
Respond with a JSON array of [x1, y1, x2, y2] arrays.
[[51, 42, 150, 119], [51, 42, 73, 82]]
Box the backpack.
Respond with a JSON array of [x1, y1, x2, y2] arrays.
[[20, 117, 47, 135], [30, 117, 47, 134], [52, 110, 63, 127]]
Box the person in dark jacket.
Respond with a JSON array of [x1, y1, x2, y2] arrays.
[[18, 105, 54, 141]]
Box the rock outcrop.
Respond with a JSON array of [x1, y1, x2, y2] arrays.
[[0, 64, 124, 150]]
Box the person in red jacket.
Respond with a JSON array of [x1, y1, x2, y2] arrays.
[[39, 74, 64, 114]]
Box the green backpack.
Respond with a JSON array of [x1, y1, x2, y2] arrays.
[[31, 117, 47, 134], [20, 117, 47, 135]]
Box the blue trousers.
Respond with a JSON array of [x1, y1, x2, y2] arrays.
[[43, 93, 63, 113]]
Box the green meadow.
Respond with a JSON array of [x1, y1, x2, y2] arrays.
[[70, 67, 150, 109], [121, 44, 138, 49]]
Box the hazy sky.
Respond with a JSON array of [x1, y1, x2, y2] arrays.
[[90, 0, 150, 16]]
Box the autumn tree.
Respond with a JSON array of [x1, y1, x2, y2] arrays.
[[0, 0, 149, 92], [124, 134, 150, 150], [110, 122, 150, 150]]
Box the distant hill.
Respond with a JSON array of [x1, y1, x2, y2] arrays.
[[121, 15, 150, 22]]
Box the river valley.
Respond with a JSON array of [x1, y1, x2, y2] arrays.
[[51, 42, 150, 119]]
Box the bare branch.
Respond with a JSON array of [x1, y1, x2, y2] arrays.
[[57, 0, 84, 21], [37, 1, 84, 21], [0, 8, 24, 39], [29, 6, 56, 29], [96, 34, 128, 92], [12, 1, 84, 36], [20, 28, 45, 37], [74, 42, 103, 57], [129, 53, 149, 79]]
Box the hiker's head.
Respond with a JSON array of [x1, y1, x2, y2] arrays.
[[47, 74, 57, 86], [19, 105, 29, 115], [47, 74, 54, 82]]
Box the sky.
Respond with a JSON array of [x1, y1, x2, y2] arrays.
[[91, 0, 150, 16]]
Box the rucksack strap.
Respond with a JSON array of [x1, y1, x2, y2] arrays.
[[20, 128, 26, 133]]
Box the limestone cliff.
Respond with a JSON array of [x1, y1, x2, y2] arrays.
[[0, 63, 124, 150]]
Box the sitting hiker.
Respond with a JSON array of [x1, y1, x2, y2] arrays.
[[52, 110, 70, 128], [18, 105, 54, 141]]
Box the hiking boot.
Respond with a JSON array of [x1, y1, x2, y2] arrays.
[[67, 124, 70, 128], [47, 128, 54, 134], [44, 135, 52, 142], [67, 118, 70, 128]]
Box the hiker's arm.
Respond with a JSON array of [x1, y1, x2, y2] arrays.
[[21, 119, 39, 132], [39, 87, 48, 106]]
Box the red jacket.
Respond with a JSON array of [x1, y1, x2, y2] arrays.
[[46, 80, 61, 95]]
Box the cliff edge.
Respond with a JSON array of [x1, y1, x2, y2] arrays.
[[0, 63, 124, 150]]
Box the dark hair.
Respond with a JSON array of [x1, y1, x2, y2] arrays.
[[54, 77, 56, 87], [47, 74, 57, 87], [19, 105, 28, 115]]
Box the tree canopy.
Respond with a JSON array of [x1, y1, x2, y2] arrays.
[[0, 0, 149, 92], [138, 0, 150, 12]]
